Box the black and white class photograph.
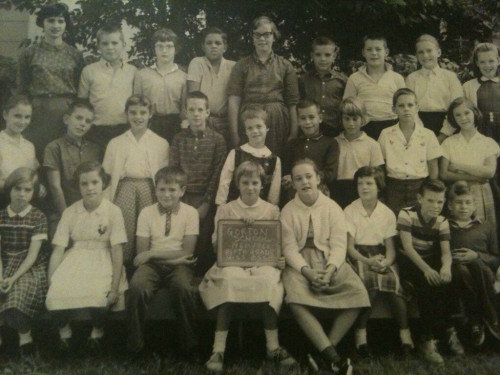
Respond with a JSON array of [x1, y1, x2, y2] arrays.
[[0, 0, 499, 374]]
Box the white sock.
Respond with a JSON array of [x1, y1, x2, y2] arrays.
[[355, 328, 367, 348], [59, 324, 72, 340], [19, 330, 32, 346], [264, 329, 280, 352], [400, 328, 414, 348], [90, 327, 104, 339], [212, 330, 228, 353]]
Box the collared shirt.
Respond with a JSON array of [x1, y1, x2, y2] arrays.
[[133, 64, 187, 115], [187, 57, 236, 116], [343, 64, 406, 122], [335, 131, 384, 180], [378, 123, 442, 179], [136, 202, 199, 253], [344, 198, 397, 245], [406, 66, 462, 112], [43, 135, 102, 205], [78, 59, 136, 126], [122, 131, 154, 178], [0, 131, 39, 187], [441, 130, 500, 166], [227, 53, 299, 106], [397, 206, 450, 259], [282, 134, 339, 184], [0, 205, 48, 245], [169, 127, 226, 203], [18, 40, 84, 96], [52, 199, 127, 248], [299, 69, 347, 129]]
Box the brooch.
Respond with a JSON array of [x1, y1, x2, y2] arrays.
[[98, 224, 107, 236]]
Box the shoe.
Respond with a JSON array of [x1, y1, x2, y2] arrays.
[[86, 337, 104, 356], [19, 342, 35, 358], [471, 325, 485, 347], [55, 337, 71, 358], [205, 351, 224, 373], [483, 318, 500, 341], [419, 339, 444, 365], [401, 343, 413, 357], [356, 344, 371, 358], [447, 328, 465, 355], [329, 358, 353, 375], [267, 346, 297, 367]]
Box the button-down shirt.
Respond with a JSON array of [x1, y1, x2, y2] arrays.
[[0, 131, 39, 188], [406, 66, 462, 112], [335, 132, 384, 180], [169, 127, 226, 203], [134, 64, 187, 115], [378, 123, 442, 179], [441, 130, 500, 167], [187, 57, 236, 116], [78, 60, 136, 126], [344, 64, 406, 122], [18, 40, 84, 96]]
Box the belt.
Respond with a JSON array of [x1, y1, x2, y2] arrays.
[[33, 93, 75, 99]]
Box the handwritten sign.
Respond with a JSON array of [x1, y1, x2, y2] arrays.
[[217, 220, 281, 267]]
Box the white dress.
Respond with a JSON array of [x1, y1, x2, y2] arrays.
[[199, 198, 284, 314], [46, 199, 128, 311]]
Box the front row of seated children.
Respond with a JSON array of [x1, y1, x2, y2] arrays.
[[0, 159, 499, 372]]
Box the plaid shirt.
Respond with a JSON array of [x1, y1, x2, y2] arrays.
[[169, 126, 226, 203]]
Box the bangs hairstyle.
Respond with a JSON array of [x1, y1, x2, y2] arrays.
[[446, 97, 483, 131], [96, 23, 124, 44], [154, 166, 187, 188], [311, 36, 339, 54], [152, 28, 179, 50], [35, 2, 71, 28], [392, 88, 417, 106], [362, 33, 388, 49], [4, 167, 40, 199], [471, 42, 500, 77], [447, 180, 472, 202], [252, 16, 281, 40], [419, 178, 446, 195], [202, 27, 227, 45], [185, 91, 209, 109], [234, 161, 266, 186], [241, 104, 268, 126], [291, 158, 320, 177], [340, 97, 366, 120], [415, 34, 440, 49], [125, 95, 153, 113], [3, 94, 31, 113], [296, 100, 320, 114], [354, 166, 386, 193], [73, 161, 111, 190], [65, 98, 94, 116]]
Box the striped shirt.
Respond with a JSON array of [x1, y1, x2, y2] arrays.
[[169, 126, 226, 203], [397, 206, 450, 259]]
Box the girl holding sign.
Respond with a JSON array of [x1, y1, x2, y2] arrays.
[[281, 158, 370, 375], [199, 161, 296, 373]]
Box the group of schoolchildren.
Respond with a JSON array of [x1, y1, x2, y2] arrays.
[[1, 2, 500, 374]]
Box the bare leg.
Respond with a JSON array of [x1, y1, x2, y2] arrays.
[[328, 308, 361, 346], [262, 304, 278, 330], [289, 303, 331, 351], [357, 290, 377, 329], [387, 293, 409, 329]]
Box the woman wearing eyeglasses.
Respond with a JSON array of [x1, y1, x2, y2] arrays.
[[227, 16, 299, 156]]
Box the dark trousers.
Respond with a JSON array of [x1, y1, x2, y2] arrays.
[[399, 253, 454, 339], [363, 119, 398, 140], [126, 263, 199, 353], [330, 179, 358, 209], [419, 111, 447, 136], [385, 177, 425, 215], [86, 123, 129, 149], [150, 114, 181, 145], [452, 259, 498, 326]]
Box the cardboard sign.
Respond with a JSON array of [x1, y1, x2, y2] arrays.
[[217, 220, 281, 267]]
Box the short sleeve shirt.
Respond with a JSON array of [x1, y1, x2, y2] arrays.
[[0, 131, 39, 187], [441, 131, 500, 166], [136, 202, 199, 252]]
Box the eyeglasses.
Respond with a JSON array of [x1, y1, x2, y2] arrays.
[[253, 32, 273, 39]]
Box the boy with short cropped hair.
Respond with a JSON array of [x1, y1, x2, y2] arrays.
[[397, 179, 463, 365], [169, 91, 226, 275], [299, 36, 347, 137], [188, 27, 236, 145], [447, 181, 500, 346], [78, 23, 136, 148], [344, 34, 406, 140], [127, 166, 200, 356], [134, 28, 187, 144], [44, 99, 102, 220], [378, 88, 442, 215]]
